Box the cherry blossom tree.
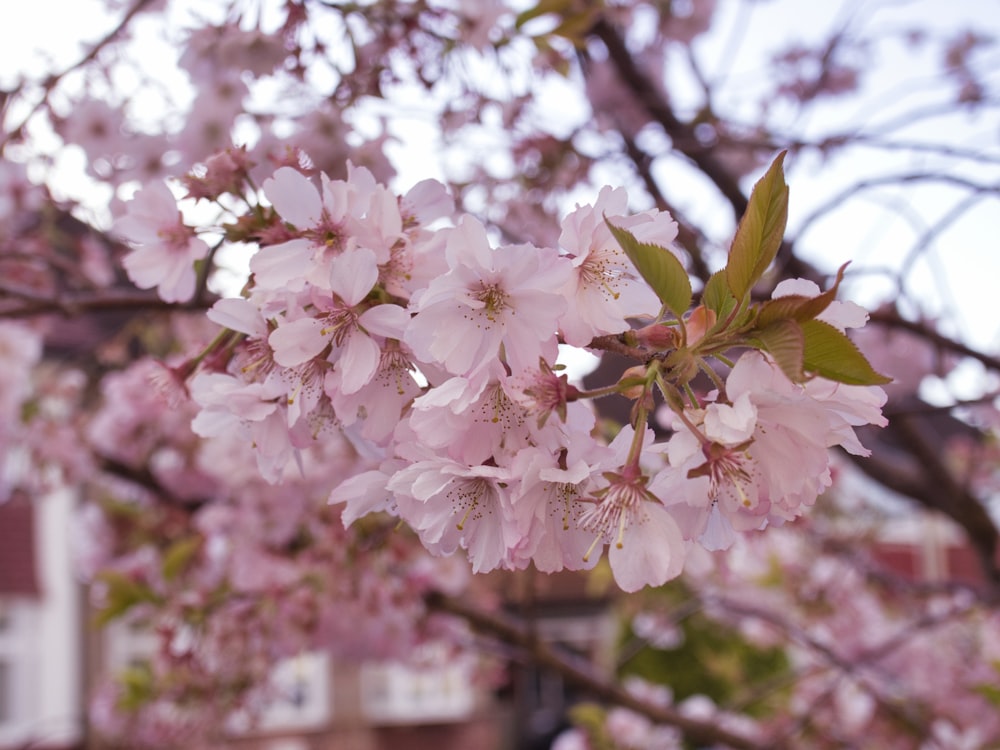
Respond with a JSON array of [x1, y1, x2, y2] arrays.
[[2, 0, 998, 747]]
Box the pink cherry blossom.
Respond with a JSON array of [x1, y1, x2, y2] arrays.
[[387, 447, 517, 574], [659, 350, 887, 547], [575, 428, 687, 592], [405, 216, 572, 376], [505, 438, 605, 574], [582, 466, 687, 592], [249, 166, 401, 293], [406, 362, 534, 465], [189, 371, 293, 482], [115, 181, 209, 302], [557, 187, 680, 346], [326, 340, 423, 443]]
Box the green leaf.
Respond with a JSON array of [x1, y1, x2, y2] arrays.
[[754, 319, 805, 383], [702, 270, 738, 319], [974, 683, 1000, 707], [726, 152, 789, 301], [93, 571, 161, 627], [701, 269, 742, 337], [801, 319, 893, 385], [605, 218, 692, 318], [551, 11, 601, 46], [162, 536, 201, 581], [118, 662, 155, 711], [755, 262, 849, 328]]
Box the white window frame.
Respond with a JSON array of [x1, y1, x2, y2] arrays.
[[105, 621, 333, 735], [359, 642, 478, 725]]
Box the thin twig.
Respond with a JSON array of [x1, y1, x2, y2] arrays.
[[0, 0, 157, 151]]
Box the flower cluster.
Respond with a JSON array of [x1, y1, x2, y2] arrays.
[[112, 153, 889, 593], [79, 354, 472, 747]]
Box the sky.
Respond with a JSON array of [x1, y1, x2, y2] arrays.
[[3, 0, 998, 394]]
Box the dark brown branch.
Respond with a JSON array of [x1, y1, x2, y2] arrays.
[[589, 18, 750, 220], [893, 414, 999, 586], [585, 332, 647, 361], [99, 456, 208, 511], [586, 17, 823, 290], [707, 591, 968, 741], [619, 132, 715, 282], [794, 172, 999, 242], [882, 392, 1000, 419], [720, 130, 1000, 165], [0, 289, 213, 319], [426, 590, 775, 750], [869, 309, 1000, 375]]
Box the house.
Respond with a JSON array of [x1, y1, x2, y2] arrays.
[[0, 489, 82, 750]]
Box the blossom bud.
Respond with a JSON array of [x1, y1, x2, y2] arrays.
[[685, 305, 716, 347], [634, 322, 677, 350], [618, 365, 648, 399]]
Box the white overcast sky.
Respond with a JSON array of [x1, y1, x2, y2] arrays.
[[3, 0, 999, 386]]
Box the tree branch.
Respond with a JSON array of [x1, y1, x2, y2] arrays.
[[0, 289, 212, 319], [1, 0, 158, 150], [868, 309, 1000, 375], [588, 18, 750, 220], [426, 590, 775, 750]]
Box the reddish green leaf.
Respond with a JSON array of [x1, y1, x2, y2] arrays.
[[755, 319, 805, 383], [726, 152, 789, 301], [801, 319, 893, 385], [606, 219, 692, 318], [756, 262, 849, 328], [702, 269, 738, 321]]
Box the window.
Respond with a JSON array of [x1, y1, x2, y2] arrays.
[[105, 622, 333, 736], [508, 606, 616, 747], [103, 618, 159, 674], [254, 652, 332, 732], [360, 643, 477, 725]]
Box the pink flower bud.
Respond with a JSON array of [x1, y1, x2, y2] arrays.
[[634, 323, 678, 350]]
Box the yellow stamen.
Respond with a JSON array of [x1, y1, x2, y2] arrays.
[[583, 534, 604, 563], [456, 503, 475, 531]]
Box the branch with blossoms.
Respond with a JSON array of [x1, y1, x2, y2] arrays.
[[0, 0, 159, 153], [0, 143, 895, 745], [676, 516, 1000, 748], [4, 2, 1000, 747], [571, 12, 1000, 587], [104, 147, 887, 594]]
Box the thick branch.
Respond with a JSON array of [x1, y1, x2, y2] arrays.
[[589, 18, 750, 220], [794, 172, 998, 242], [426, 590, 775, 750], [869, 309, 1000, 375], [707, 591, 974, 741], [845, 434, 1000, 590], [100, 456, 208, 511], [0, 289, 212, 319], [619, 131, 715, 282], [586, 17, 821, 290]]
